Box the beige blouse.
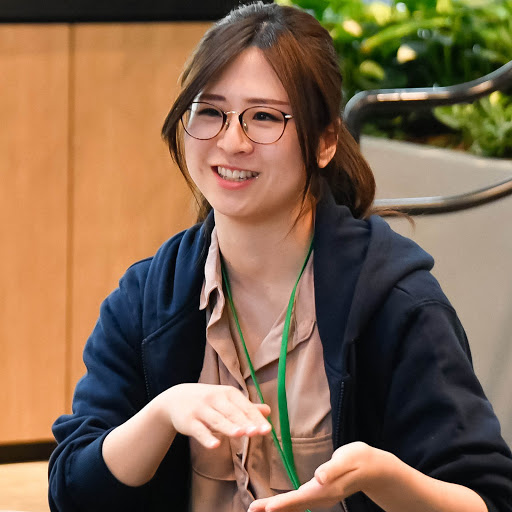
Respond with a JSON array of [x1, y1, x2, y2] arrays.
[[190, 228, 342, 512]]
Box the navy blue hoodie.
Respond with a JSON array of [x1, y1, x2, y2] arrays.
[[49, 186, 512, 512]]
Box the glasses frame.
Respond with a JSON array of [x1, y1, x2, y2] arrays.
[[181, 101, 294, 145]]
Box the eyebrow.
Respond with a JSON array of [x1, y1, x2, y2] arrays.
[[199, 93, 290, 107]]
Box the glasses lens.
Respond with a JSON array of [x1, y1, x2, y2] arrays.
[[182, 102, 223, 140], [242, 106, 286, 144]]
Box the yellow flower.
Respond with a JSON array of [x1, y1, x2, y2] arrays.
[[367, 2, 392, 25], [359, 60, 386, 80], [342, 19, 363, 37], [489, 91, 501, 106], [397, 44, 417, 63], [436, 0, 453, 14]]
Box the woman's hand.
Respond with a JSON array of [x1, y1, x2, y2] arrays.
[[103, 383, 271, 487], [248, 441, 381, 512], [161, 383, 272, 448], [248, 441, 487, 512]]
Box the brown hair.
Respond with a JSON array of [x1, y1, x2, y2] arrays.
[[162, 1, 376, 221]]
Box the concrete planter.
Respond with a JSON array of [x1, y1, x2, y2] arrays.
[[361, 136, 512, 445], [362, 136, 512, 201]]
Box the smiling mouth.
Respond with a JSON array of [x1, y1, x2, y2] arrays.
[[216, 166, 259, 182]]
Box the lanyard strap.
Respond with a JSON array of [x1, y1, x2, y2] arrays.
[[220, 238, 314, 496]]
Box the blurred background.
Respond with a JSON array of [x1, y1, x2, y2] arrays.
[[0, 1, 511, 510]]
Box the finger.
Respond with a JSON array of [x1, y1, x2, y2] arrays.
[[314, 461, 330, 484], [315, 445, 352, 484], [256, 478, 336, 512], [251, 404, 272, 433], [199, 405, 246, 437], [315, 443, 364, 484], [235, 398, 272, 434], [188, 419, 220, 449], [255, 403, 271, 417], [210, 393, 264, 435], [221, 390, 271, 435], [256, 481, 317, 511], [248, 496, 272, 512]]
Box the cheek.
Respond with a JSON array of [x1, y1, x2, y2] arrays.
[[183, 139, 203, 178], [281, 129, 304, 166], [280, 139, 306, 181]]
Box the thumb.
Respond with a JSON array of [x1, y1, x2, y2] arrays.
[[314, 461, 332, 485]]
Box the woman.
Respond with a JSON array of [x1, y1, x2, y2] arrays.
[[48, 3, 512, 512]]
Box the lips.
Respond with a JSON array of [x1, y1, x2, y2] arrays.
[[216, 166, 259, 182]]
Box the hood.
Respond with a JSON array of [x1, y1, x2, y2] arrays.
[[313, 185, 434, 377]]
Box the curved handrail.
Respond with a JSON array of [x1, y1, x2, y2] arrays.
[[344, 60, 512, 143], [375, 175, 512, 216], [344, 60, 512, 215]]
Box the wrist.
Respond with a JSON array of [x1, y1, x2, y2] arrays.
[[359, 446, 399, 498], [151, 387, 178, 436]]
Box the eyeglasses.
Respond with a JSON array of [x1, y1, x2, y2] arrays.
[[181, 101, 293, 145]]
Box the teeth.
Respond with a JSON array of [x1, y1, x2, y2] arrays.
[[217, 166, 259, 182]]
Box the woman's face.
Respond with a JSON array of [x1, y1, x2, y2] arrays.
[[184, 47, 307, 224]]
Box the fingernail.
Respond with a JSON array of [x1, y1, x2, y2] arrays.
[[317, 470, 326, 484], [246, 425, 257, 434]]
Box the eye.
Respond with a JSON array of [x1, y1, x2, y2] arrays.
[[196, 105, 222, 118], [250, 109, 282, 123]]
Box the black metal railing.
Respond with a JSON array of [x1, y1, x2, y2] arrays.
[[343, 60, 512, 215], [375, 177, 512, 216], [344, 60, 512, 144]]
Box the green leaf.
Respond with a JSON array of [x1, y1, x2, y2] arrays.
[[286, 0, 512, 157], [359, 60, 386, 80], [360, 18, 451, 53]]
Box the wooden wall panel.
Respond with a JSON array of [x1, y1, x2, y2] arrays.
[[0, 25, 69, 442], [70, 23, 209, 394]]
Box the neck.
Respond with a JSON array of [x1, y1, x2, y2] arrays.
[[215, 203, 314, 289]]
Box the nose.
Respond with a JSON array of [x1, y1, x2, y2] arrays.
[[216, 113, 253, 154]]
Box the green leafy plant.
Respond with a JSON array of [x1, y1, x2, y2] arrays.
[[279, 0, 512, 157], [434, 92, 512, 157]]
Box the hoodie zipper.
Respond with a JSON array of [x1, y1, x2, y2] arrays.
[[334, 380, 345, 448], [335, 380, 350, 512]]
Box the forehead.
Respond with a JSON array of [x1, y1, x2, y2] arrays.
[[200, 47, 290, 105]]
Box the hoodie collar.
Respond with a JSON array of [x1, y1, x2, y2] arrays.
[[313, 181, 434, 377]]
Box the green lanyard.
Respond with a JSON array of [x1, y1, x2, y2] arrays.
[[220, 238, 313, 503]]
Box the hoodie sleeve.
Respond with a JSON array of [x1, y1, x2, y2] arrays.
[[379, 298, 512, 512], [48, 259, 151, 512]]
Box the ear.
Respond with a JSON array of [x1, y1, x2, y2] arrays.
[[317, 120, 339, 169]]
